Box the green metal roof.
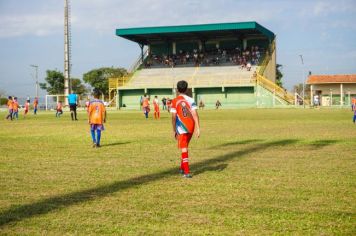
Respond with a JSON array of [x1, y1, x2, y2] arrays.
[[116, 21, 275, 45]]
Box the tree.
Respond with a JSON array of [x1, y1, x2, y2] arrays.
[[83, 67, 127, 96], [293, 83, 310, 99], [40, 70, 87, 96], [276, 64, 283, 88]]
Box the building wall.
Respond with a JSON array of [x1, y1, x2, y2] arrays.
[[310, 83, 356, 106]]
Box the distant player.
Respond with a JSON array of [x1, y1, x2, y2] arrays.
[[33, 97, 39, 115], [56, 101, 63, 117], [142, 94, 150, 119], [171, 80, 200, 178], [24, 99, 30, 118], [166, 98, 172, 112], [88, 91, 107, 148], [153, 95, 160, 119], [5, 96, 13, 120], [12, 97, 19, 120], [215, 100, 222, 109], [68, 93, 78, 121]]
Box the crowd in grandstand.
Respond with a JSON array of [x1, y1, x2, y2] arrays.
[[145, 45, 264, 70]]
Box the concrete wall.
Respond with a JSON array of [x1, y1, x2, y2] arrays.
[[263, 47, 276, 83]]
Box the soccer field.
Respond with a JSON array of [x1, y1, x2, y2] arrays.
[[0, 109, 355, 235]]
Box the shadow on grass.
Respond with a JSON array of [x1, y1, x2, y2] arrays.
[[0, 138, 335, 227], [307, 139, 339, 149], [211, 139, 263, 149], [102, 141, 131, 147]]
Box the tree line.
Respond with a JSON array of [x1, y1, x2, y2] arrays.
[[39, 67, 127, 97]]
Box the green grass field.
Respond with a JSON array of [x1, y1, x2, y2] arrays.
[[0, 109, 355, 235]]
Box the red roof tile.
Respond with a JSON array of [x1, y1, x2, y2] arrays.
[[307, 74, 356, 84]]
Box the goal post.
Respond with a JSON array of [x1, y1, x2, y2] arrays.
[[45, 94, 67, 110]]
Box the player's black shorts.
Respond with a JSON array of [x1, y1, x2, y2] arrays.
[[69, 104, 77, 111]]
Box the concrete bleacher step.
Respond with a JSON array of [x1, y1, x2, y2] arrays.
[[124, 66, 256, 88]]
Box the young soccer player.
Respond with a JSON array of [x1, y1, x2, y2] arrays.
[[166, 98, 172, 112], [5, 96, 13, 120], [33, 97, 39, 115], [142, 94, 150, 119], [24, 99, 30, 118], [171, 80, 200, 178], [153, 95, 160, 119], [88, 91, 107, 148], [56, 101, 63, 117], [12, 97, 19, 120]]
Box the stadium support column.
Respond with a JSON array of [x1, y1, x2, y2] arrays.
[[310, 85, 313, 105], [340, 83, 344, 106], [139, 44, 144, 64], [64, 0, 71, 105]]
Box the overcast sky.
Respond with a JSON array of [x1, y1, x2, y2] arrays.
[[0, 0, 355, 97]]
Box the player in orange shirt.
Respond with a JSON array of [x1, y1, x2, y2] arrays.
[[153, 95, 160, 119], [88, 91, 107, 148], [56, 101, 63, 117], [166, 98, 172, 112], [33, 97, 39, 115], [24, 99, 30, 118], [5, 96, 14, 120], [171, 80, 200, 178], [142, 94, 150, 119], [12, 97, 19, 120]]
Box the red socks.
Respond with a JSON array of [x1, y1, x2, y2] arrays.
[[181, 151, 189, 174]]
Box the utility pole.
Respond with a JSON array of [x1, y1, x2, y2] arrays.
[[299, 55, 305, 108], [30, 64, 39, 98], [64, 0, 71, 102]]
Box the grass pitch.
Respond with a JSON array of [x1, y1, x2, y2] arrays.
[[0, 108, 355, 235]]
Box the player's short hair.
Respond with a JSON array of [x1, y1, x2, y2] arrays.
[[177, 80, 188, 93], [92, 89, 101, 98]]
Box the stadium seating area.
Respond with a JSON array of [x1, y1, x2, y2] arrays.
[[145, 46, 264, 69], [125, 65, 257, 88]]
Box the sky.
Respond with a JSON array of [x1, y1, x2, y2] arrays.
[[0, 0, 356, 97]]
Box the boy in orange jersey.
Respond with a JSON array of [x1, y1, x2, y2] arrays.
[[56, 101, 63, 117], [24, 99, 30, 118], [5, 96, 13, 120], [153, 95, 160, 119], [33, 97, 39, 115], [88, 91, 107, 148], [171, 80, 200, 178], [166, 98, 172, 112], [12, 97, 19, 120], [142, 94, 150, 119]]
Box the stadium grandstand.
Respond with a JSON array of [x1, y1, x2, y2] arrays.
[[113, 21, 294, 109]]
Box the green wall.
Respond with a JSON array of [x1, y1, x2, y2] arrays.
[[195, 86, 256, 108]]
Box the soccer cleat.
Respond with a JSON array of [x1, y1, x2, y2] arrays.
[[183, 174, 192, 178], [96, 144, 101, 148], [92, 143, 97, 148]]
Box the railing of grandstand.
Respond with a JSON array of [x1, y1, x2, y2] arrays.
[[108, 76, 131, 88], [256, 73, 294, 104], [128, 48, 148, 73]]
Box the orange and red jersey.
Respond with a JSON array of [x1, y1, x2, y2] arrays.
[[33, 99, 38, 107], [7, 99, 14, 110], [142, 97, 149, 108], [56, 103, 63, 110], [153, 98, 159, 111], [88, 99, 106, 124], [170, 94, 197, 134], [24, 102, 30, 111], [13, 100, 19, 111]]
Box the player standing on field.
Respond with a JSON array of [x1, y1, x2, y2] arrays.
[[153, 95, 160, 119], [88, 91, 107, 148], [171, 80, 200, 178]]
